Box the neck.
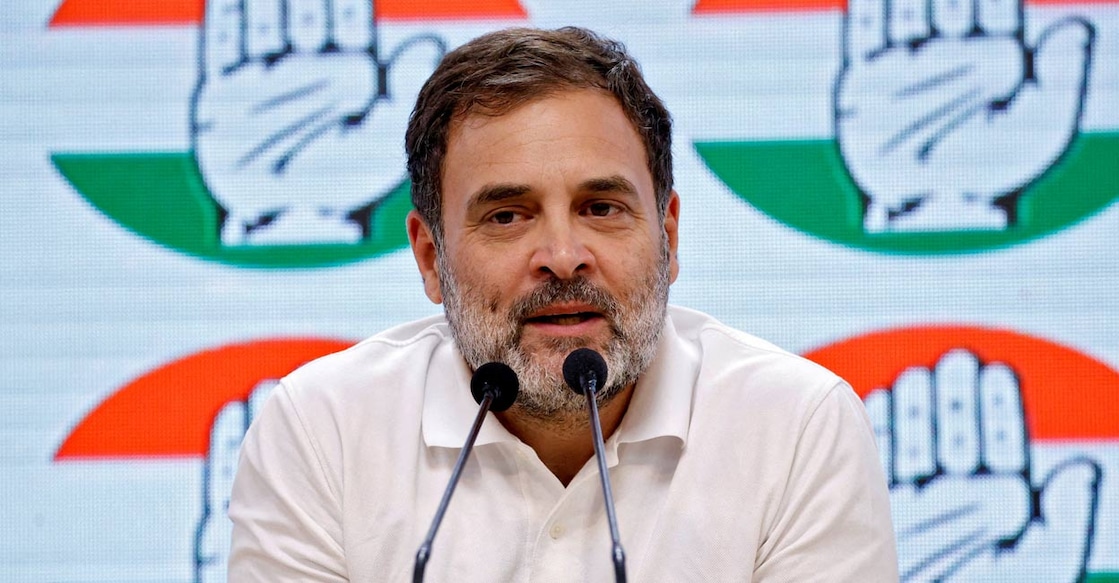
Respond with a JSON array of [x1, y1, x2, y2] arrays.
[[496, 383, 635, 486]]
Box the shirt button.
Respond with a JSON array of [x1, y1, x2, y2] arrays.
[[549, 523, 565, 539]]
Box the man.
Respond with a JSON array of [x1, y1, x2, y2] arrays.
[[229, 27, 897, 581]]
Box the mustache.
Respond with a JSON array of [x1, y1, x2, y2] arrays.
[[510, 277, 620, 325]]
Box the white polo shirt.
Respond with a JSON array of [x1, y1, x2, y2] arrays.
[[229, 305, 898, 581]]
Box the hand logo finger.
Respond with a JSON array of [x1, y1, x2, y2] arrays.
[[865, 389, 895, 483], [203, 0, 244, 76], [845, 0, 887, 63], [288, 0, 329, 53], [978, 363, 1027, 473], [935, 349, 982, 475], [894, 367, 937, 483], [888, 0, 930, 47], [931, 0, 973, 39], [245, 0, 285, 60], [977, 0, 1021, 35], [331, 0, 374, 51], [206, 401, 248, 507]]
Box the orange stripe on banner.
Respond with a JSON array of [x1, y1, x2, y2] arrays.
[[376, 0, 525, 20], [694, 0, 843, 12], [692, 0, 1119, 12], [48, 0, 1119, 25], [54, 338, 352, 459], [804, 326, 1119, 441], [50, 0, 203, 26], [49, 0, 525, 27]]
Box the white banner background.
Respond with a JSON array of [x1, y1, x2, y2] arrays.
[[1, 1, 1117, 580]]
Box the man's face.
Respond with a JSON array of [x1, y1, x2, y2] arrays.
[[408, 89, 680, 419]]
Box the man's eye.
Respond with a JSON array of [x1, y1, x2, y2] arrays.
[[588, 202, 616, 217], [491, 211, 516, 224]]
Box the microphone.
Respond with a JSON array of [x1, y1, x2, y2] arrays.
[[562, 348, 627, 583], [413, 362, 519, 583]]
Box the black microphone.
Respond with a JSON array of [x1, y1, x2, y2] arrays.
[[562, 348, 627, 583], [413, 362, 519, 583]]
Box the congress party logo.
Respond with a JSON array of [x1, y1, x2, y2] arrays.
[[48, 0, 526, 268], [695, 0, 1119, 254], [53, 338, 353, 582], [806, 326, 1119, 582]]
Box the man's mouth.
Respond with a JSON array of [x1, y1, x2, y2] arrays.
[[525, 312, 603, 326], [521, 302, 609, 331]]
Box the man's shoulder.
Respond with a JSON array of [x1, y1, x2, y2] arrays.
[[358, 313, 453, 348], [666, 305, 845, 392], [667, 304, 788, 354], [283, 313, 453, 393]]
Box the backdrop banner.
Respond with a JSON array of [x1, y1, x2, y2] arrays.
[[2, 1, 1117, 581]]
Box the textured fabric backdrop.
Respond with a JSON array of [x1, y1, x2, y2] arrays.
[[1, 1, 1117, 580]]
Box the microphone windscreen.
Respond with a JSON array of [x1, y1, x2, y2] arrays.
[[470, 362, 520, 412], [562, 348, 608, 395]]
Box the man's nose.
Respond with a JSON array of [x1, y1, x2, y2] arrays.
[[529, 216, 595, 280]]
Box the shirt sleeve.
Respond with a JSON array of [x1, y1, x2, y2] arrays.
[[228, 380, 349, 581], [753, 381, 899, 582]]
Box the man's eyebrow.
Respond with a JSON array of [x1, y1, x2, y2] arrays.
[[466, 183, 531, 209], [579, 175, 638, 196], [465, 176, 638, 209]]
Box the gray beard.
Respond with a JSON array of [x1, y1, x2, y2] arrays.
[[437, 239, 671, 423]]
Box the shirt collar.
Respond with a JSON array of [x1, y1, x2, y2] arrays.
[[612, 313, 696, 448], [421, 310, 697, 449], [421, 334, 521, 448]]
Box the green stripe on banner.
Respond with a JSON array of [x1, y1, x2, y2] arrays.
[[1088, 574, 1119, 581], [50, 152, 412, 268], [695, 133, 1119, 255]]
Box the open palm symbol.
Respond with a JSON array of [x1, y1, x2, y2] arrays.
[[192, 0, 444, 246], [836, 0, 1094, 233], [866, 350, 1101, 582]]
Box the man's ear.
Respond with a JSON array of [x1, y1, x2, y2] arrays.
[[407, 210, 443, 304], [664, 191, 681, 284]]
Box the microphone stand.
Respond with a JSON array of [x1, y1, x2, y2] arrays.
[[582, 374, 628, 583], [412, 393, 494, 583]]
